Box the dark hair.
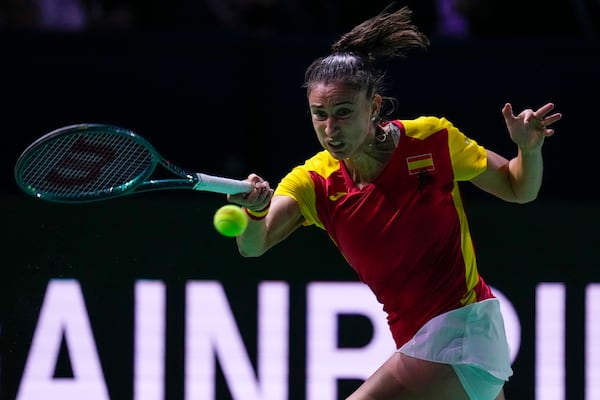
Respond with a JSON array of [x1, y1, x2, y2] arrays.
[[303, 3, 429, 119]]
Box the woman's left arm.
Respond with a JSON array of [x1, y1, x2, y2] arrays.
[[470, 102, 562, 203]]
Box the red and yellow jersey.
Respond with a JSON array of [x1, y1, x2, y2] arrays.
[[275, 117, 495, 348]]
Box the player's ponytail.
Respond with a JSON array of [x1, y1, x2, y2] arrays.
[[331, 3, 430, 62], [303, 3, 429, 104]]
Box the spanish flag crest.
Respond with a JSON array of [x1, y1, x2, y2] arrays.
[[406, 153, 435, 175]]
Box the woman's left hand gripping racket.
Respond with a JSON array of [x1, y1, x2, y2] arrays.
[[14, 123, 253, 203]]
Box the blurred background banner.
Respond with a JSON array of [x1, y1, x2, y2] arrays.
[[1, 1, 599, 399]]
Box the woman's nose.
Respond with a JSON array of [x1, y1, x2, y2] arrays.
[[324, 117, 338, 136]]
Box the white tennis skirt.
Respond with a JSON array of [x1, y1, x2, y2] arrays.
[[397, 298, 513, 399]]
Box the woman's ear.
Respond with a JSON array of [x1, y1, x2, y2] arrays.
[[371, 94, 382, 120]]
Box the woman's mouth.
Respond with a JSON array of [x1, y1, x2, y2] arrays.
[[328, 140, 344, 150]]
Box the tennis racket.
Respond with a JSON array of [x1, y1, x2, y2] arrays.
[[14, 123, 253, 203]]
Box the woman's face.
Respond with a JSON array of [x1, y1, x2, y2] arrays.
[[308, 82, 380, 160]]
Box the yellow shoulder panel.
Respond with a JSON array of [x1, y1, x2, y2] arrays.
[[274, 150, 338, 229]]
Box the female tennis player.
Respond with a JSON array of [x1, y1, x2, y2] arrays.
[[227, 4, 562, 399]]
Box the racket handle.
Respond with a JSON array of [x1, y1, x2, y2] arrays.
[[193, 173, 253, 195]]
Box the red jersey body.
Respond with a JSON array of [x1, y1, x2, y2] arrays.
[[275, 117, 495, 348]]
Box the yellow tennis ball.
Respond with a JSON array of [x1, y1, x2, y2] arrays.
[[213, 205, 248, 237]]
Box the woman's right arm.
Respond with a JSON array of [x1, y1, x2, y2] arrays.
[[227, 174, 304, 257], [236, 194, 304, 257]]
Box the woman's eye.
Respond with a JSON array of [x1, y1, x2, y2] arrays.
[[313, 111, 327, 121], [311, 108, 352, 121], [337, 108, 352, 118]]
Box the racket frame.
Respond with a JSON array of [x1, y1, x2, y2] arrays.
[[14, 123, 251, 203]]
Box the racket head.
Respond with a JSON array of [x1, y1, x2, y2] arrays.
[[14, 123, 159, 203]]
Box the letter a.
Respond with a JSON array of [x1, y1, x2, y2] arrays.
[[16, 279, 109, 400]]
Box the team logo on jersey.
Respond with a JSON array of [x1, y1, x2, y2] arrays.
[[406, 153, 435, 175], [328, 192, 347, 201]]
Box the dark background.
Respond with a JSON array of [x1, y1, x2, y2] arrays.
[[1, 1, 599, 399]]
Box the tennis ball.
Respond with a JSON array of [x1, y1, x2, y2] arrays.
[[213, 204, 248, 237]]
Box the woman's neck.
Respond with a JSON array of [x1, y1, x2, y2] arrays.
[[344, 125, 397, 187]]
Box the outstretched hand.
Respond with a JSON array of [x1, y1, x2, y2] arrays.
[[502, 103, 562, 152]]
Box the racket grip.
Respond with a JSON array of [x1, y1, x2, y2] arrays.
[[193, 173, 253, 195]]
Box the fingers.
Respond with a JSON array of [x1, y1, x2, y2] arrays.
[[535, 103, 555, 117], [503, 102, 562, 146], [532, 103, 562, 130], [509, 102, 561, 129], [540, 111, 563, 128], [501, 103, 514, 121], [523, 109, 538, 125], [250, 180, 273, 209], [227, 173, 273, 210]]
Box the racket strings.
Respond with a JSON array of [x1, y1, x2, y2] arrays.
[[94, 133, 152, 189], [20, 131, 154, 199]]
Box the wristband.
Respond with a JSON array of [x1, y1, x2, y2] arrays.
[[244, 201, 270, 221]]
